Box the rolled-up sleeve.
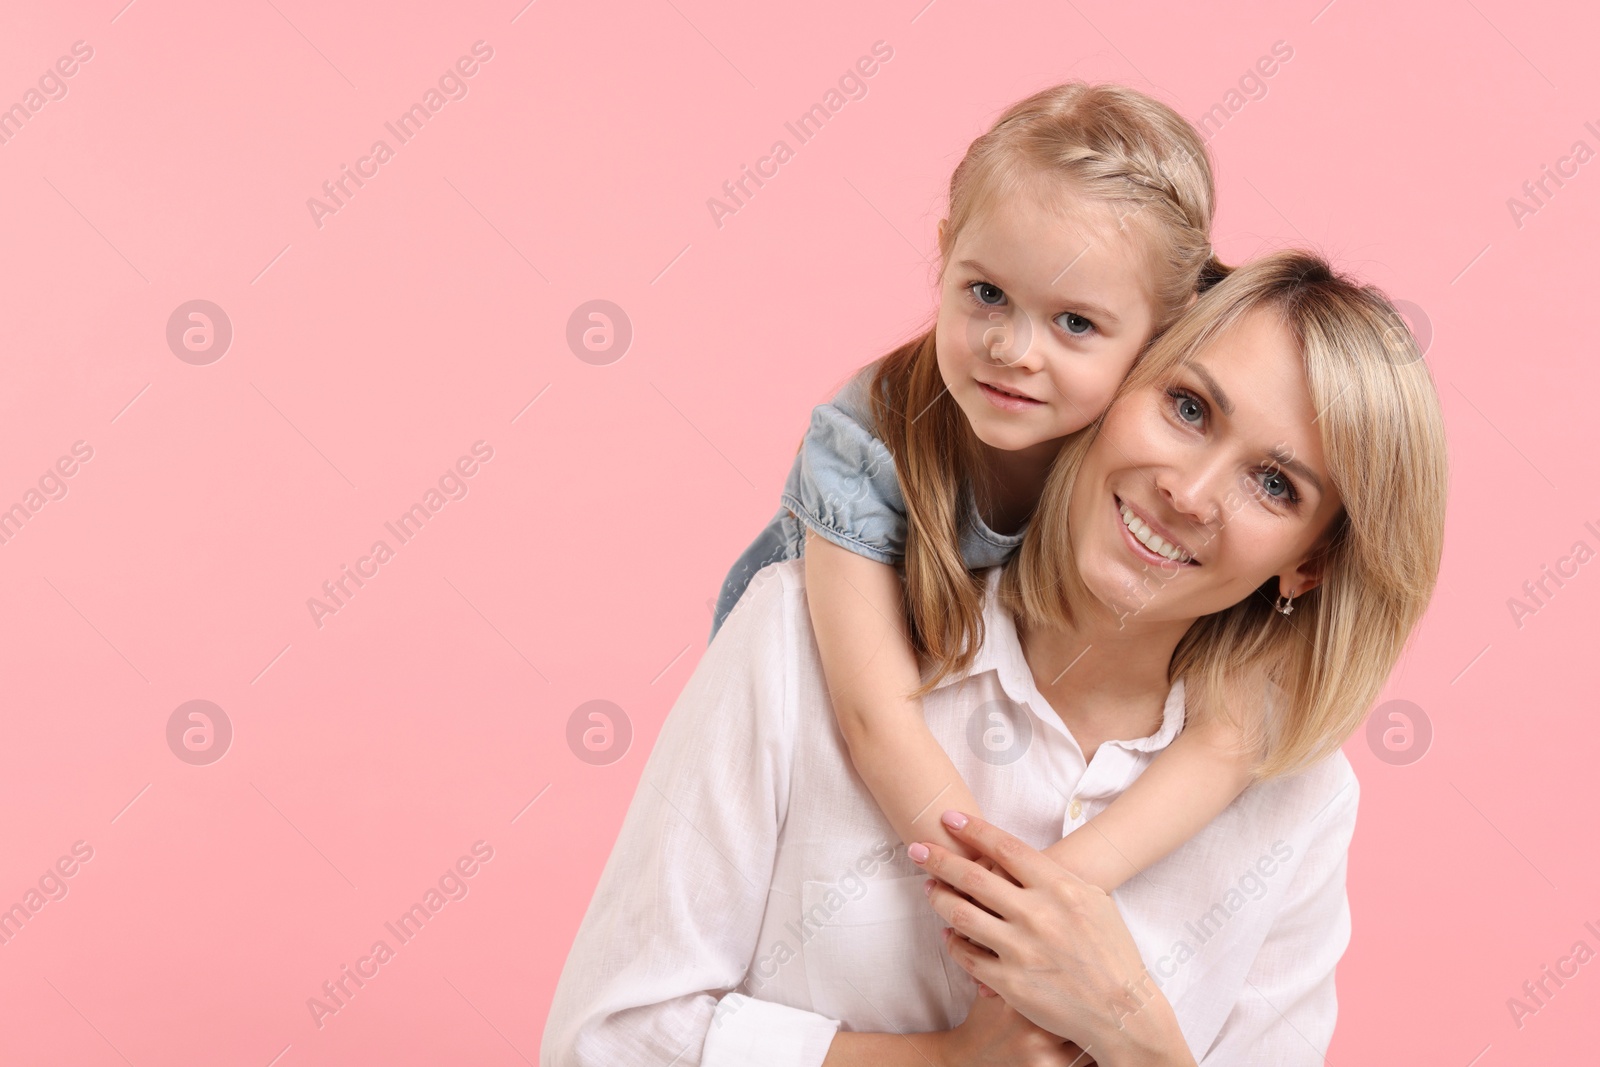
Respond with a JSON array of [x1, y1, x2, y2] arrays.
[[540, 568, 842, 1066], [1200, 772, 1360, 1065], [704, 995, 842, 1067], [780, 379, 907, 567]]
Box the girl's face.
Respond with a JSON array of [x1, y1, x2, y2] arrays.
[[1067, 307, 1345, 626], [934, 182, 1162, 457]]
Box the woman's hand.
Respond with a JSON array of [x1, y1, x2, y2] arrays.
[[936, 989, 1095, 1067], [970, 854, 1007, 997], [911, 810, 1196, 1067]]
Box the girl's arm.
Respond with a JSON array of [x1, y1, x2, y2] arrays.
[[1041, 704, 1258, 892], [825, 994, 1095, 1066], [804, 530, 983, 861]]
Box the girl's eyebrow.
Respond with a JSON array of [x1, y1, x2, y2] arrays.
[[956, 257, 995, 274], [955, 258, 1121, 327]]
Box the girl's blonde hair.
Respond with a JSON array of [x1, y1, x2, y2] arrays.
[[869, 82, 1225, 687], [1003, 250, 1450, 779]]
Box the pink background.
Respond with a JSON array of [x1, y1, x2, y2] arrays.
[[0, 0, 1594, 1063]]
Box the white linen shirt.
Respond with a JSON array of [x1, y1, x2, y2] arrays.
[[541, 560, 1359, 1066]]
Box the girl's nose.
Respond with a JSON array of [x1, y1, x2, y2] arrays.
[[976, 309, 1038, 369]]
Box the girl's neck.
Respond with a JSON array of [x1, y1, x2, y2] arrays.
[[974, 438, 1062, 535]]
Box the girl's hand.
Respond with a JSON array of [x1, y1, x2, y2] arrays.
[[936, 989, 1095, 1067], [913, 811, 1194, 1066]]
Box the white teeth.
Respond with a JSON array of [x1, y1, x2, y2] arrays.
[[1119, 503, 1191, 563]]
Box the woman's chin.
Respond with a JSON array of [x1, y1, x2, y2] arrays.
[[1077, 557, 1183, 623]]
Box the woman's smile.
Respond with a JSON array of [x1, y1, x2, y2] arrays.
[[1113, 494, 1197, 566]]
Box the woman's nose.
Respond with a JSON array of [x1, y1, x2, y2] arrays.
[[1158, 461, 1225, 527]]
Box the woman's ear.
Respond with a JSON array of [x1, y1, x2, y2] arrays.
[[1277, 543, 1329, 601]]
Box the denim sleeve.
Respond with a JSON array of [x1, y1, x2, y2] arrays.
[[779, 396, 906, 567]]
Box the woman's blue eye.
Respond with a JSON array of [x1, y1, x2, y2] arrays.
[[1172, 391, 1204, 424], [1258, 469, 1297, 502], [970, 282, 1005, 306], [1056, 312, 1094, 336]]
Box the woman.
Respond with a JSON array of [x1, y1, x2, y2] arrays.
[[541, 252, 1447, 1066]]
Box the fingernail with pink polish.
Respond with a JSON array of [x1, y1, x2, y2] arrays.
[[909, 842, 929, 863], [941, 810, 968, 830]]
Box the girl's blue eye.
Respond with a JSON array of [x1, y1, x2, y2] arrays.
[[970, 282, 1005, 306], [1056, 312, 1094, 336]]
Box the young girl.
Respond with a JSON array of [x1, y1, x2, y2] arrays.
[[712, 83, 1256, 901]]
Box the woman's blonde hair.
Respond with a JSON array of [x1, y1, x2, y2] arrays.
[[1002, 250, 1450, 779], [868, 82, 1225, 687]]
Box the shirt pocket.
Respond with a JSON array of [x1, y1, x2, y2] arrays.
[[798, 874, 967, 1033]]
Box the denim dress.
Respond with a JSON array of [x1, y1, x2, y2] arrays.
[[710, 364, 1028, 642]]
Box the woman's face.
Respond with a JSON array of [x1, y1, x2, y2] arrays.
[[1068, 307, 1346, 625]]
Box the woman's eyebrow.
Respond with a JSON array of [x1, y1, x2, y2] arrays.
[[1186, 361, 1233, 416], [1268, 446, 1325, 496]]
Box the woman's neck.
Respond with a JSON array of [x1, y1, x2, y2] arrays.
[[1018, 602, 1195, 762], [974, 438, 1062, 535]]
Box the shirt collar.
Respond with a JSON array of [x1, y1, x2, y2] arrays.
[[933, 569, 1187, 755]]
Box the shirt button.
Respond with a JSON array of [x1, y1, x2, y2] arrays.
[[1068, 798, 1083, 820]]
